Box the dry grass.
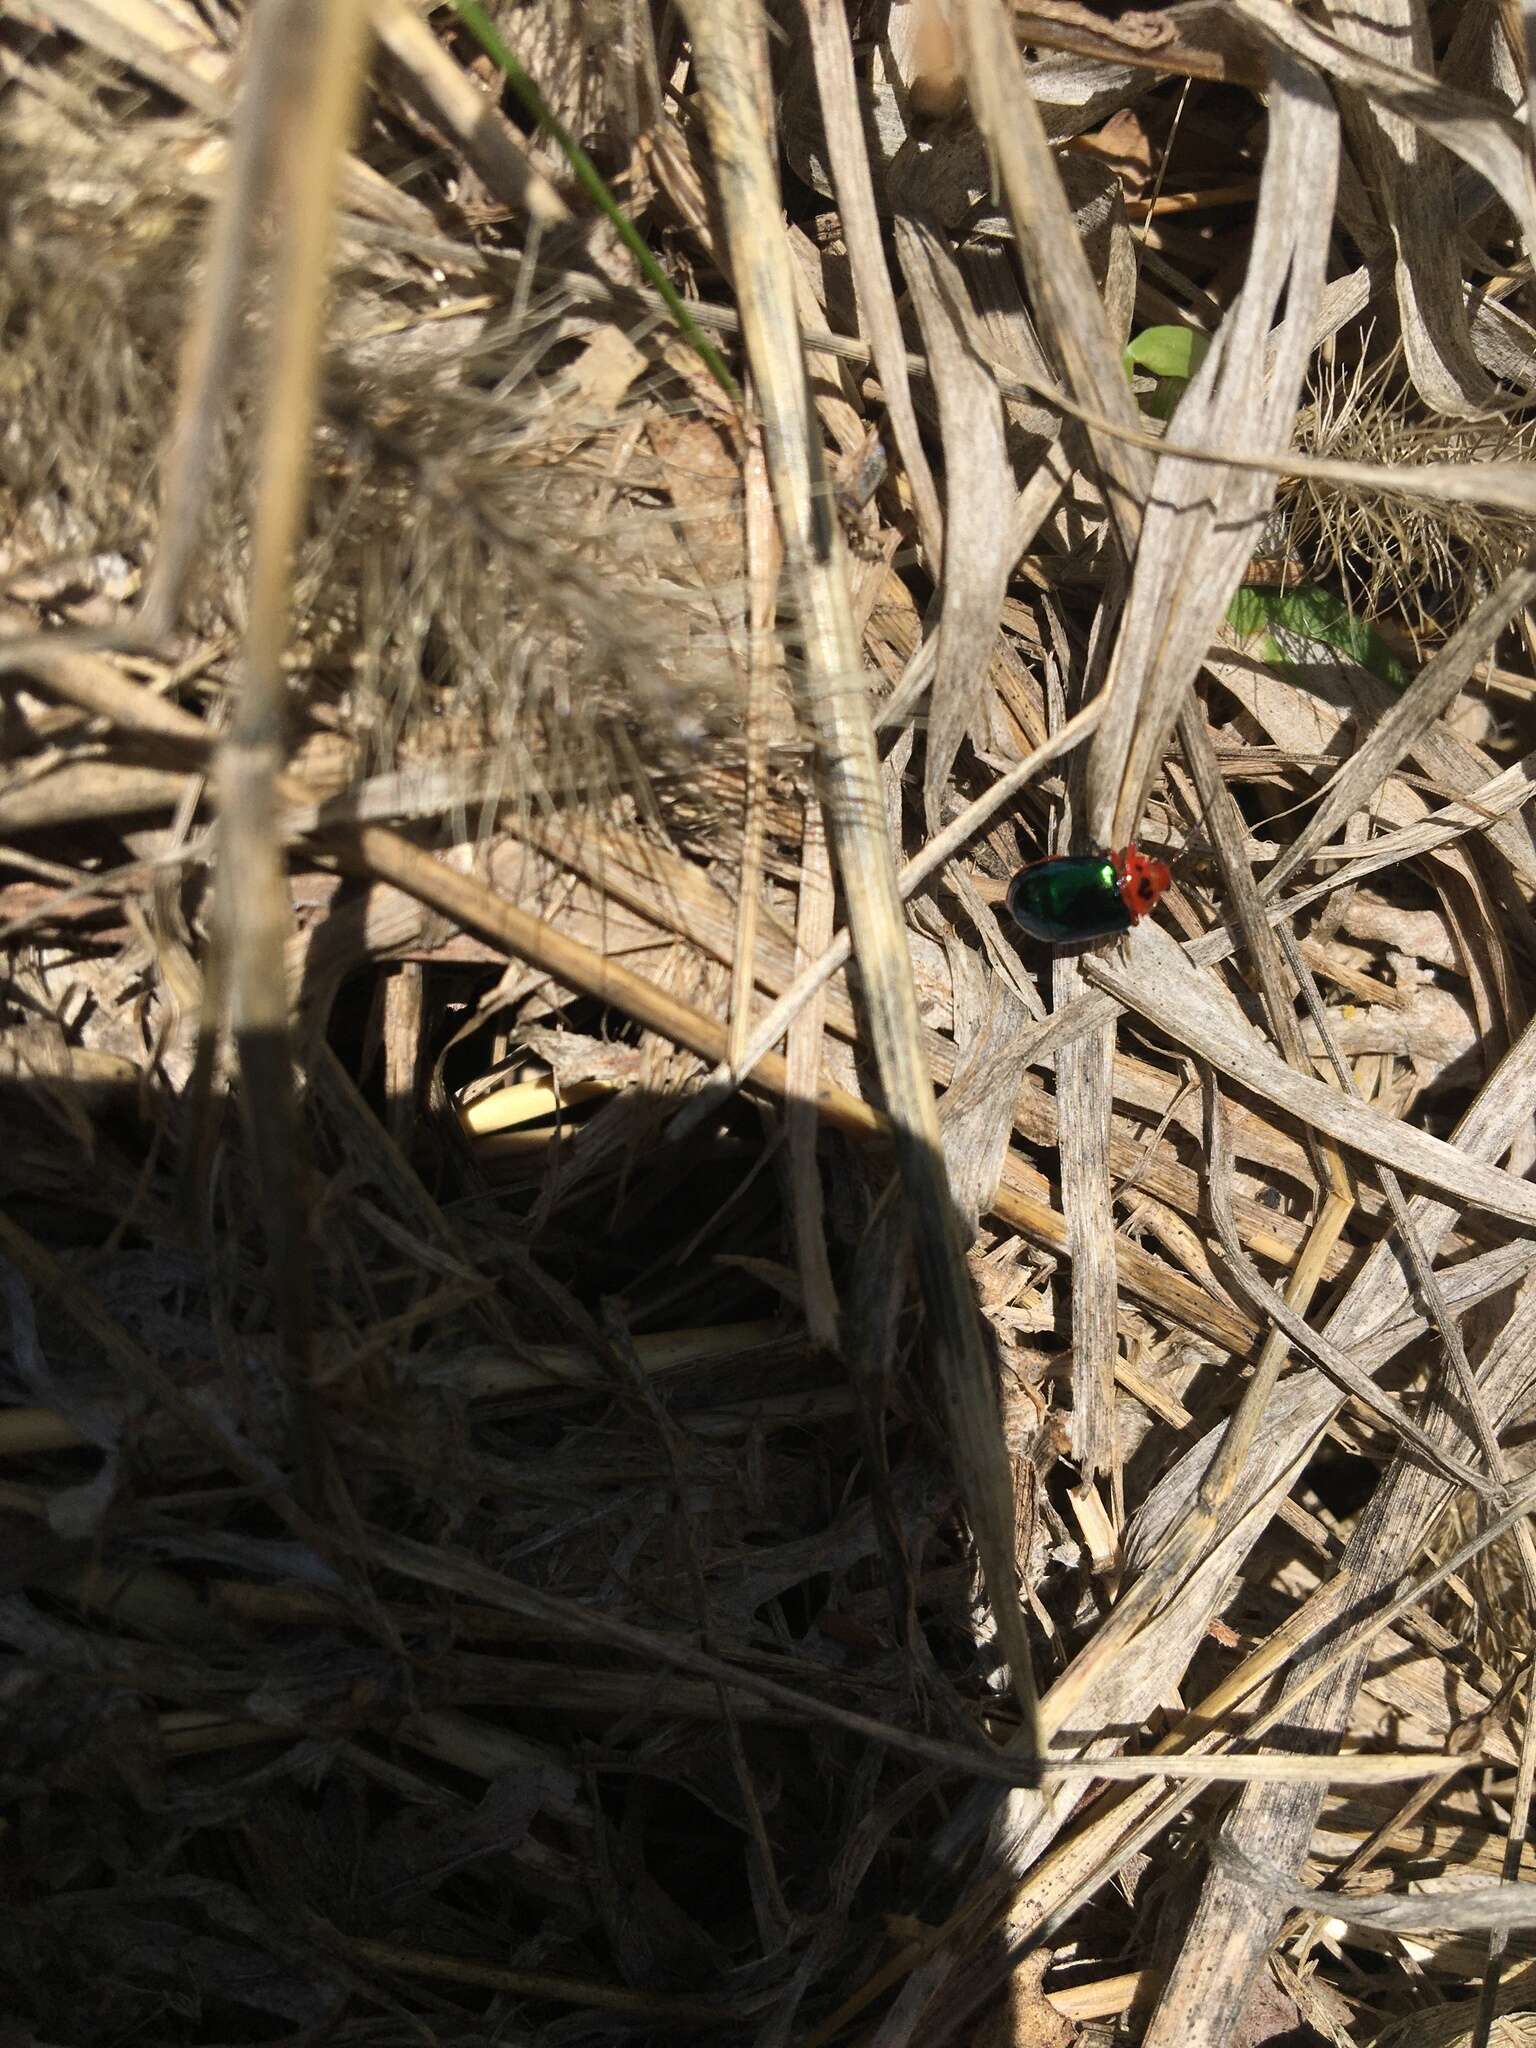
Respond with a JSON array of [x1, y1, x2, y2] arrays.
[[1285, 344, 1536, 642], [3, 2, 1536, 2044]]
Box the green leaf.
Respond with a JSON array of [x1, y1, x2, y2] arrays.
[[1225, 585, 1270, 641], [1123, 325, 1211, 381], [1122, 325, 1211, 420], [1226, 584, 1409, 691]]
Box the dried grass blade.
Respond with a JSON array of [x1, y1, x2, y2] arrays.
[[1233, 0, 1536, 245], [0, 1210, 324, 1553], [372, 0, 569, 229], [322, 822, 1256, 1360], [1079, 1751, 1487, 1788], [939, 339, 1536, 517], [678, 0, 1038, 1731], [1479, 1639, 1536, 2038], [599, 280, 1536, 516], [989, 1172, 1257, 1356], [679, 692, 1108, 1122], [1265, 553, 1536, 894], [366, 1522, 1493, 1793], [801, 0, 943, 565], [135, 5, 287, 634], [935, 989, 1035, 1246], [727, 438, 779, 1072], [338, 821, 891, 1129], [1085, 932, 1536, 1228], [954, 0, 1151, 541], [1178, 701, 1327, 1188], [1284, 929, 1535, 1501], [1215, 1841, 1536, 1935], [1319, 0, 1499, 412], [888, 208, 1012, 820], [1002, 4, 1265, 89], [1066, 1179, 1356, 1741], [1140, 1086, 1536, 2040], [1004, 1408, 1536, 1997], [1200, 1077, 1490, 1497], [215, 0, 371, 1417], [1142, 1378, 1536, 2044], [786, 790, 839, 1347], [923, 1423, 1536, 2048], [1281, 931, 1536, 2048], [451, 0, 738, 398], [20, 0, 225, 117], [953, 1455, 1536, 2048], [1207, 648, 1536, 897], [7, 645, 1250, 1361], [1096, 51, 1337, 844], [311, 1933, 733, 2027], [1053, 972, 1117, 1477]]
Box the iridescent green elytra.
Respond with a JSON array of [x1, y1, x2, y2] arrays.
[[1006, 844, 1172, 945], [1007, 853, 1126, 943]]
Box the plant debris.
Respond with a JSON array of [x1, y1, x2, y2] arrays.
[[3, 3, 1536, 2044]]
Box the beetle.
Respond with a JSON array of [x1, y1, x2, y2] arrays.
[[1006, 843, 1173, 945]]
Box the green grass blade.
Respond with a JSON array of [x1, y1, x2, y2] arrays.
[[450, 0, 741, 404]]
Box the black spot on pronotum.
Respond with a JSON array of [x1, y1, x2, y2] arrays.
[[1140, 878, 1153, 899]]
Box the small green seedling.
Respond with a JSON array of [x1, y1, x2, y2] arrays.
[[1123, 324, 1211, 420]]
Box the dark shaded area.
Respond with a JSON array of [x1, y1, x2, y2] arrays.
[[0, 956, 1059, 2046]]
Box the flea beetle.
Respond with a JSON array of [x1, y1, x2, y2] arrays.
[[1006, 843, 1172, 945]]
